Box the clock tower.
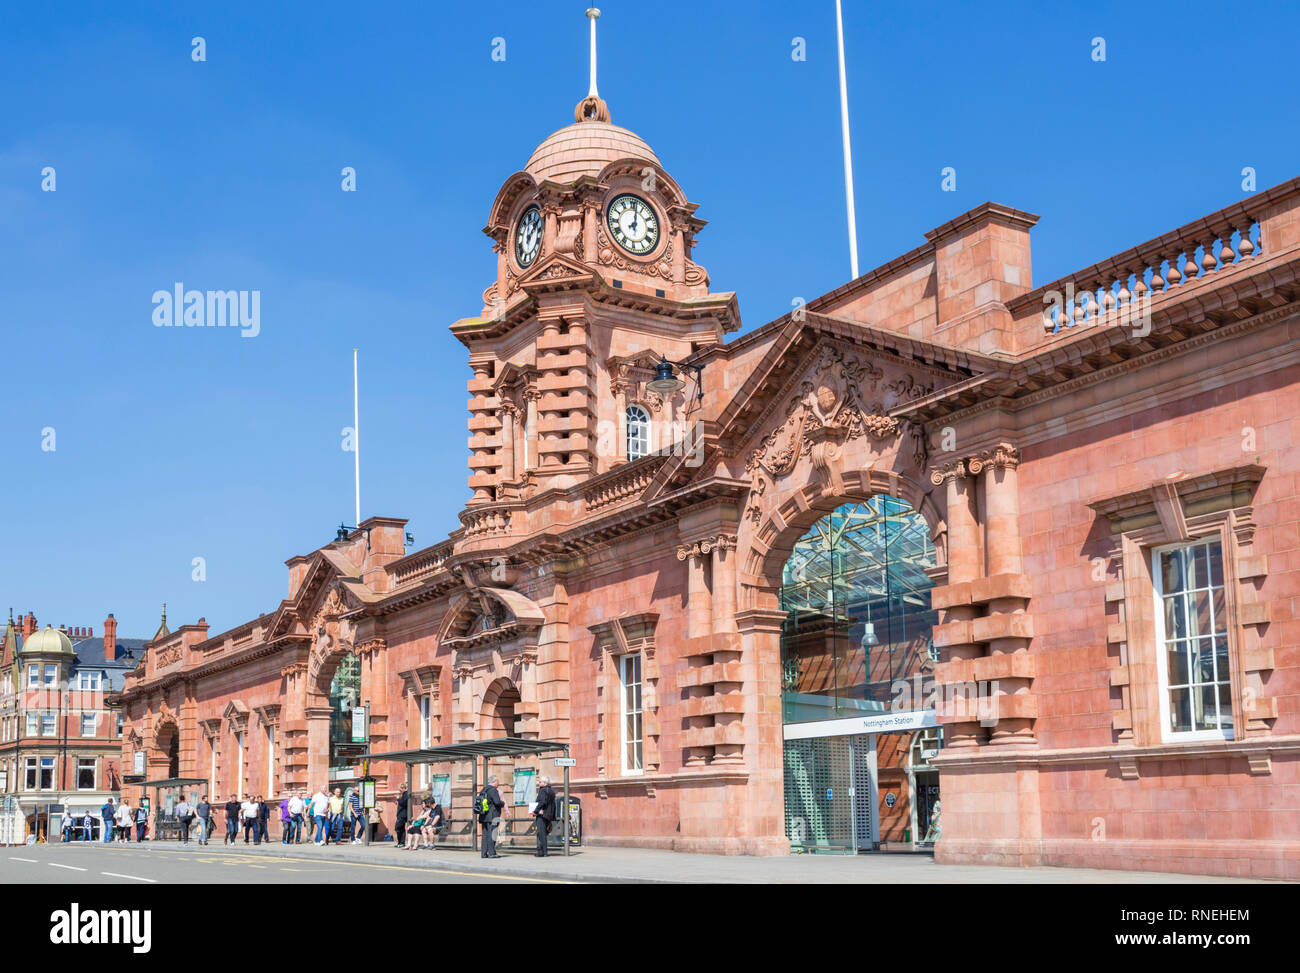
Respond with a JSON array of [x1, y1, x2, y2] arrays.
[[452, 9, 739, 504]]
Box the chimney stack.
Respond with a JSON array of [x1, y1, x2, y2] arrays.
[[104, 614, 118, 662], [22, 613, 36, 639]]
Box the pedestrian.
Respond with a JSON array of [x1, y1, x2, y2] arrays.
[[303, 790, 316, 842], [532, 776, 557, 857], [223, 795, 240, 846], [403, 804, 427, 850], [328, 787, 345, 845], [60, 809, 74, 844], [115, 799, 134, 842], [422, 799, 444, 850], [394, 782, 409, 849], [477, 775, 506, 859], [241, 795, 259, 844], [310, 786, 330, 845], [279, 795, 292, 844], [256, 795, 270, 844], [196, 795, 212, 846], [367, 804, 383, 844], [82, 811, 95, 842], [348, 787, 364, 844], [175, 796, 194, 844], [288, 790, 305, 843], [134, 804, 148, 842], [101, 797, 116, 844]]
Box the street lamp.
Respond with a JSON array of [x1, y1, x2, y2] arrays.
[[646, 356, 705, 402]]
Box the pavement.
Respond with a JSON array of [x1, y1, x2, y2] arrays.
[[5, 835, 1268, 883]]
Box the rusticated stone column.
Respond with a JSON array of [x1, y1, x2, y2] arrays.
[[973, 444, 1036, 747], [678, 539, 715, 766], [498, 405, 516, 483], [930, 459, 984, 748], [710, 535, 744, 765]]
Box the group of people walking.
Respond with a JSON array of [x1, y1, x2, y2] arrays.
[[58, 797, 148, 843], [52, 778, 564, 858]]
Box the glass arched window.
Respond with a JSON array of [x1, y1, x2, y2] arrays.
[[328, 653, 361, 771], [779, 496, 937, 725], [626, 405, 651, 460]]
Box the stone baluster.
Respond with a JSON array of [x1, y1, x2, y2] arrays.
[[1200, 234, 1218, 274], [1166, 250, 1184, 286], [1150, 256, 1167, 292], [1237, 216, 1256, 258], [1216, 223, 1235, 267]]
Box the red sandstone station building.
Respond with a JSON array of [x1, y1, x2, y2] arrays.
[[113, 75, 1299, 878]]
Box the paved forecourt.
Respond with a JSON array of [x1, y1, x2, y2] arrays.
[[4, 842, 575, 885], [5, 839, 1271, 884]]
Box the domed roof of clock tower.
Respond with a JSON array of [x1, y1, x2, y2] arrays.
[[525, 119, 661, 186]]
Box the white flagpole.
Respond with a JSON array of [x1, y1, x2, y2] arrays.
[[353, 348, 361, 526], [586, 8, 600, 98], [835, 0, 859, 280]]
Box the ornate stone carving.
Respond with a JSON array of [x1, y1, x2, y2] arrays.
[[973, 442, 1020, 471], [155, 642, 183, 670], [929, 459, 968, 485], [676, 533, 737, 562], [745, 346, 894, 482]]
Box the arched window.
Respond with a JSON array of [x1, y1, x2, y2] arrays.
[[626, 405, 651, 460]]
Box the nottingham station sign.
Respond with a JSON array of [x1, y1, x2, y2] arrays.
[[782, 708, 937, 741]]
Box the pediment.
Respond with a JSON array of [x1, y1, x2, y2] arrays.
[[518, 252, 597, 296], [265, 552, 374, 643], [642, 314, 983, 503]]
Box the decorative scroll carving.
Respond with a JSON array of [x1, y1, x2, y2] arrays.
[[676, 534, 737, 562], [929, 458, 968, 485]]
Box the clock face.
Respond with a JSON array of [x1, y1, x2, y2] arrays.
[[606, 194, 660, 255], [515, 206, 542, 267]]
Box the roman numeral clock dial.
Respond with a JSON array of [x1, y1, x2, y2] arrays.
[[606, 194, 659, 255], [515, 205, 542, 267]]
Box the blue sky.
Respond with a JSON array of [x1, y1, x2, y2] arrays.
[[2, 0, 1297, 640]]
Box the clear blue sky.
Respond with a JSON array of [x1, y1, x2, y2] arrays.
[[2, 0, 1296, 640]]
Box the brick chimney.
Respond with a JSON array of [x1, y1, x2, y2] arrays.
[[104, 614, 118, 661], [22, 613, 37, 639]]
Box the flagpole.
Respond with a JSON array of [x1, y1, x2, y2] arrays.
[[835, 0, 859, 280], [353, 349, 360, 526]]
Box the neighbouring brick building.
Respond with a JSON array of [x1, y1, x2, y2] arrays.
[[1, 611, 150, 836], [114, 74, 1299, 878]]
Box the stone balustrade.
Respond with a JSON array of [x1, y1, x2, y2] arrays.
[[389, 539, 455, 586], [1022, 207, 1264, 336]]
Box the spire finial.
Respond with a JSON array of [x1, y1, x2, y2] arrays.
[[161, 603, 167, 624], [575, 8, 610, 123]]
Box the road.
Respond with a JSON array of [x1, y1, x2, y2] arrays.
[[4, 843, 574, 884]]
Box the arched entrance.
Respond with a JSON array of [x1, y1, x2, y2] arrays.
[[328, 652, 363, 778], [778, 495, 939, 854], [156, 722, 180, 779], [482, 678, 521, 737]]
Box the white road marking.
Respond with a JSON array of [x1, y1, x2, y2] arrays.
[[49, 863, 87, 871], [101, 872, 157, 883], [9, 856, 37, 863]]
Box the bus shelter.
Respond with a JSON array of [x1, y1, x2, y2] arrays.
[[140, 777, 208, 841], [362, 737, 572, 856]]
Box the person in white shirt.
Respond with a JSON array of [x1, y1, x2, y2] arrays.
[[115, 800, 134, 842], [287, 792, 305, 844], [241, 798, 259, 845], [310, 788, 330, 845], [60, 810, 74, 843]]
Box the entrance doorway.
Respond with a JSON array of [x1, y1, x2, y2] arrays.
[[783, 733, 877, 853]]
